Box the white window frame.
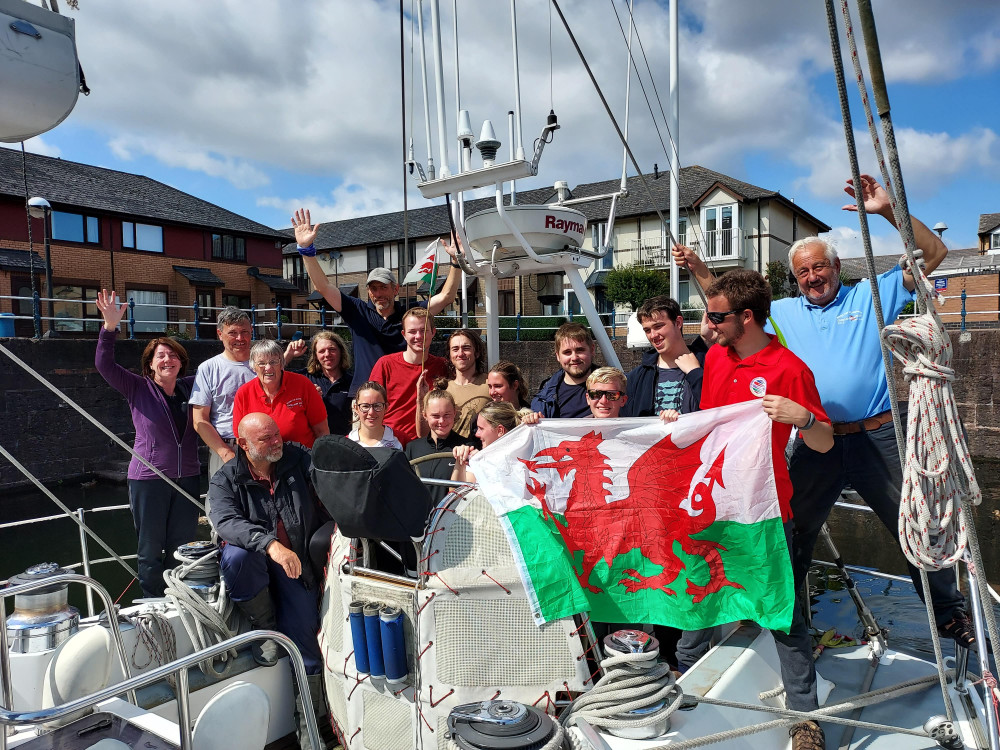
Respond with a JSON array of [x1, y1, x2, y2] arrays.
[[126, 289, 168, 333]]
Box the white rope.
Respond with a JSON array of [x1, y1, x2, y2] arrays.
[[882, 259, 981, 571], [162, 549, 238, 679], [559, 648, 682, 735]]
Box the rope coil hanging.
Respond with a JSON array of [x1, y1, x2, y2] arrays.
[[882, 256, 981, 570]]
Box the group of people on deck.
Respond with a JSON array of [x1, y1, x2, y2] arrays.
[[93, 175, 971, 750]]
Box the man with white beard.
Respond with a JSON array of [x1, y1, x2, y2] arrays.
[[208, 412, 327, 749]]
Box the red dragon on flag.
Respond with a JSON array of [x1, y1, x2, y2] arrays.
[[470, 403, 794, 631]]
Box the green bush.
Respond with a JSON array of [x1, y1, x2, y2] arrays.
[[606, 265, 670, 311]]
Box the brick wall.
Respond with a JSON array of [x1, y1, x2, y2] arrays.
[[935, 273, 1000, 326], [2, 329, 997, 491]]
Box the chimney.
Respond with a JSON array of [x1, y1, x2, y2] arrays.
[[653, 164, 659, 179], [554, 180, 569, 203]]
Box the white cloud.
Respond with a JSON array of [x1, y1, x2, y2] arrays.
[[43, 0, 998, 229], [0, 136, 62, 158], [107, 135, 270, 189], [821, 225, 909, 259]]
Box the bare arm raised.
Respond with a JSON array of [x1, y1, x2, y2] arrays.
[[292, 208, 343, 312], [427, 235, 463, 316], [842, 174, 948, 287]]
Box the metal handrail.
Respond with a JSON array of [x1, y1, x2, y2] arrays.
[[0, 572, 136, 750], [0, 629, 321, 750]]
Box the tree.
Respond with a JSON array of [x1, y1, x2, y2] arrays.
[[765, 260, 790, 300], [605, 265, 670, 311]]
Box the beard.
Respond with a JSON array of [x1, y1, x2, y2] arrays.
[[717, 318, 745, 349], [247, 443, 283, 465]]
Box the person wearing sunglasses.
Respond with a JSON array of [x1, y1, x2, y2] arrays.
[[673, 175, 972, 655], [584, 368, 629, 419], [624, 295, 706, 419]]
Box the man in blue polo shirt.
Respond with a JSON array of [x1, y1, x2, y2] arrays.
[[291, 208, 463, 395], [674, 174, 973, 647]]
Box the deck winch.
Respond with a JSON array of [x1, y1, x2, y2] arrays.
[[4, 562, 79, 653], [173, 541, 221, 603], [447, 700, 560, 750]]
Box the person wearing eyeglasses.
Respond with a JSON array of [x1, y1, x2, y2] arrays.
[[623, 296, 705, 419], [584, 368, 629, 419], [672, 175, 972, 655], [347, 381, 402, 449]]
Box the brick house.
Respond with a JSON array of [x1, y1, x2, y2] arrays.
[[0, 149, 303, 337], [285, 166, 830, 321]]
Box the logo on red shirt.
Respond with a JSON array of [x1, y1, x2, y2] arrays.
[[749, 377, 767, 398]]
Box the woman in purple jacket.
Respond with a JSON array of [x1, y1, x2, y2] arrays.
[[95, 290, 201, 598]]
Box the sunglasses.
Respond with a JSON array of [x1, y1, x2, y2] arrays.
[[586, 389, 624, 402], [705, 309, 745, 325]]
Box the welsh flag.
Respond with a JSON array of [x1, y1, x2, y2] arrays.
[[470, 400, 794, 632], [402, 238, 441, 287]]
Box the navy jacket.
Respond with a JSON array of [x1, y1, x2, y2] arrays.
[[208, 444, 322, 590], [530, 367, 595, 418], [623, 348, 706, 417]]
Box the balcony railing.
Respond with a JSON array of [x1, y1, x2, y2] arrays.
[[613, 229, 746, 269]]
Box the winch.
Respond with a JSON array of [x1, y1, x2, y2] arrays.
[[448, 700, 561, 750], [5, 562, 79, 654], [600, 629, 671, 740], [173, 541, 220, 603]]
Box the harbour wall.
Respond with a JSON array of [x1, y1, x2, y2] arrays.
[[0, 329, 997, 490]]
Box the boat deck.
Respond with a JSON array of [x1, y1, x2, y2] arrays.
[[594, 625, 985, 749]]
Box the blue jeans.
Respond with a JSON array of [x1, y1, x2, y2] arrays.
[[788, 421, 965, 626], [128, 476, 200, 598], [220, 543, 322, 674]]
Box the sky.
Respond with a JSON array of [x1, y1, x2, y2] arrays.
[[7, 0, 999, 259]]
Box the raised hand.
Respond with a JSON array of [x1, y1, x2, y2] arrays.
[[842, 174, 894, 223], [442, 233, 464, 263], [96, 289, 127, 331], [291, 208, 321, 248]]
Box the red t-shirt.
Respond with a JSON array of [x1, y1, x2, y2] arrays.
[[232, 371, 327, 448], [368, 352, 448, 447], [701, 335, 829, 521]]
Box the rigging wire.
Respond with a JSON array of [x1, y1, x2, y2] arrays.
[[400, 0, 411, 284], [549, 0, 708, 304], [19, 143, 39, 327], [605, 0, 713, 277], [548, 0, 554, 111]]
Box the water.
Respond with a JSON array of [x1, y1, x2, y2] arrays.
[[0, 478, 208, 612]]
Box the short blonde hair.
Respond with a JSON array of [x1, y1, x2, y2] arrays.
[[586, 366, 627, 391]]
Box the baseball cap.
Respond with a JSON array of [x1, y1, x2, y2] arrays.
[[366, 267, 397, 286]]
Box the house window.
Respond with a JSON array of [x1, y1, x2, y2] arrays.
[[212, 234, 246, 261], [499, 290, 516, 317], [196, 289, 216, 322], [662, 217, 688, 250], [222, 293, 250, 310], [992, 230, 1000, 251], [126, 289, 168, 333], [51, 211, 99, 244], [283, 255, 308, 291], [123, 222, 164, 253], [53, 285, 100, 332], [367, 244, 385, 271], [404, 240, 416, 269], [594, 288, 614, 316]]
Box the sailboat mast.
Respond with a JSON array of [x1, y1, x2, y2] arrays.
[[669, 0, 680, 301]]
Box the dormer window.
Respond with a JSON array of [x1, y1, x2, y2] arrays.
[[992, 229, 1000, 251]]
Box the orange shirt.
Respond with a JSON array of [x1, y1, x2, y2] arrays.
[[232, 371, 327, 448]]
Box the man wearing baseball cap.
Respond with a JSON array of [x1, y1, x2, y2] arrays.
[[291, 208, 464, 395]]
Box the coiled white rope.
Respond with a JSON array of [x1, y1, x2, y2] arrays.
[[560, 648, 682, 740], [882, 255, 981, 571], [162, 549, 239, 679]]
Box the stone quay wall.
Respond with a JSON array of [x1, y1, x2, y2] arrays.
[[0, 329, 997, 491]]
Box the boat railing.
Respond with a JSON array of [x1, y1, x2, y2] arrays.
[[0, 496, 211, 617], [0, 571, 136, 750], [0, 625, 322, 750]]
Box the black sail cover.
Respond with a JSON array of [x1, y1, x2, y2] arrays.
[[311, 435, 433, 541]]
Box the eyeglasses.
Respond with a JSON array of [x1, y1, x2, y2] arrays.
[[705, 309, 744, 325], [254, 359, 283, 369], [357, 402, 386, 413], [586, 389, 624, 402]]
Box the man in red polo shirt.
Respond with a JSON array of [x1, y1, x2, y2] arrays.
[[369, 307, 448, 447], [700, 269, 833, 750]]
